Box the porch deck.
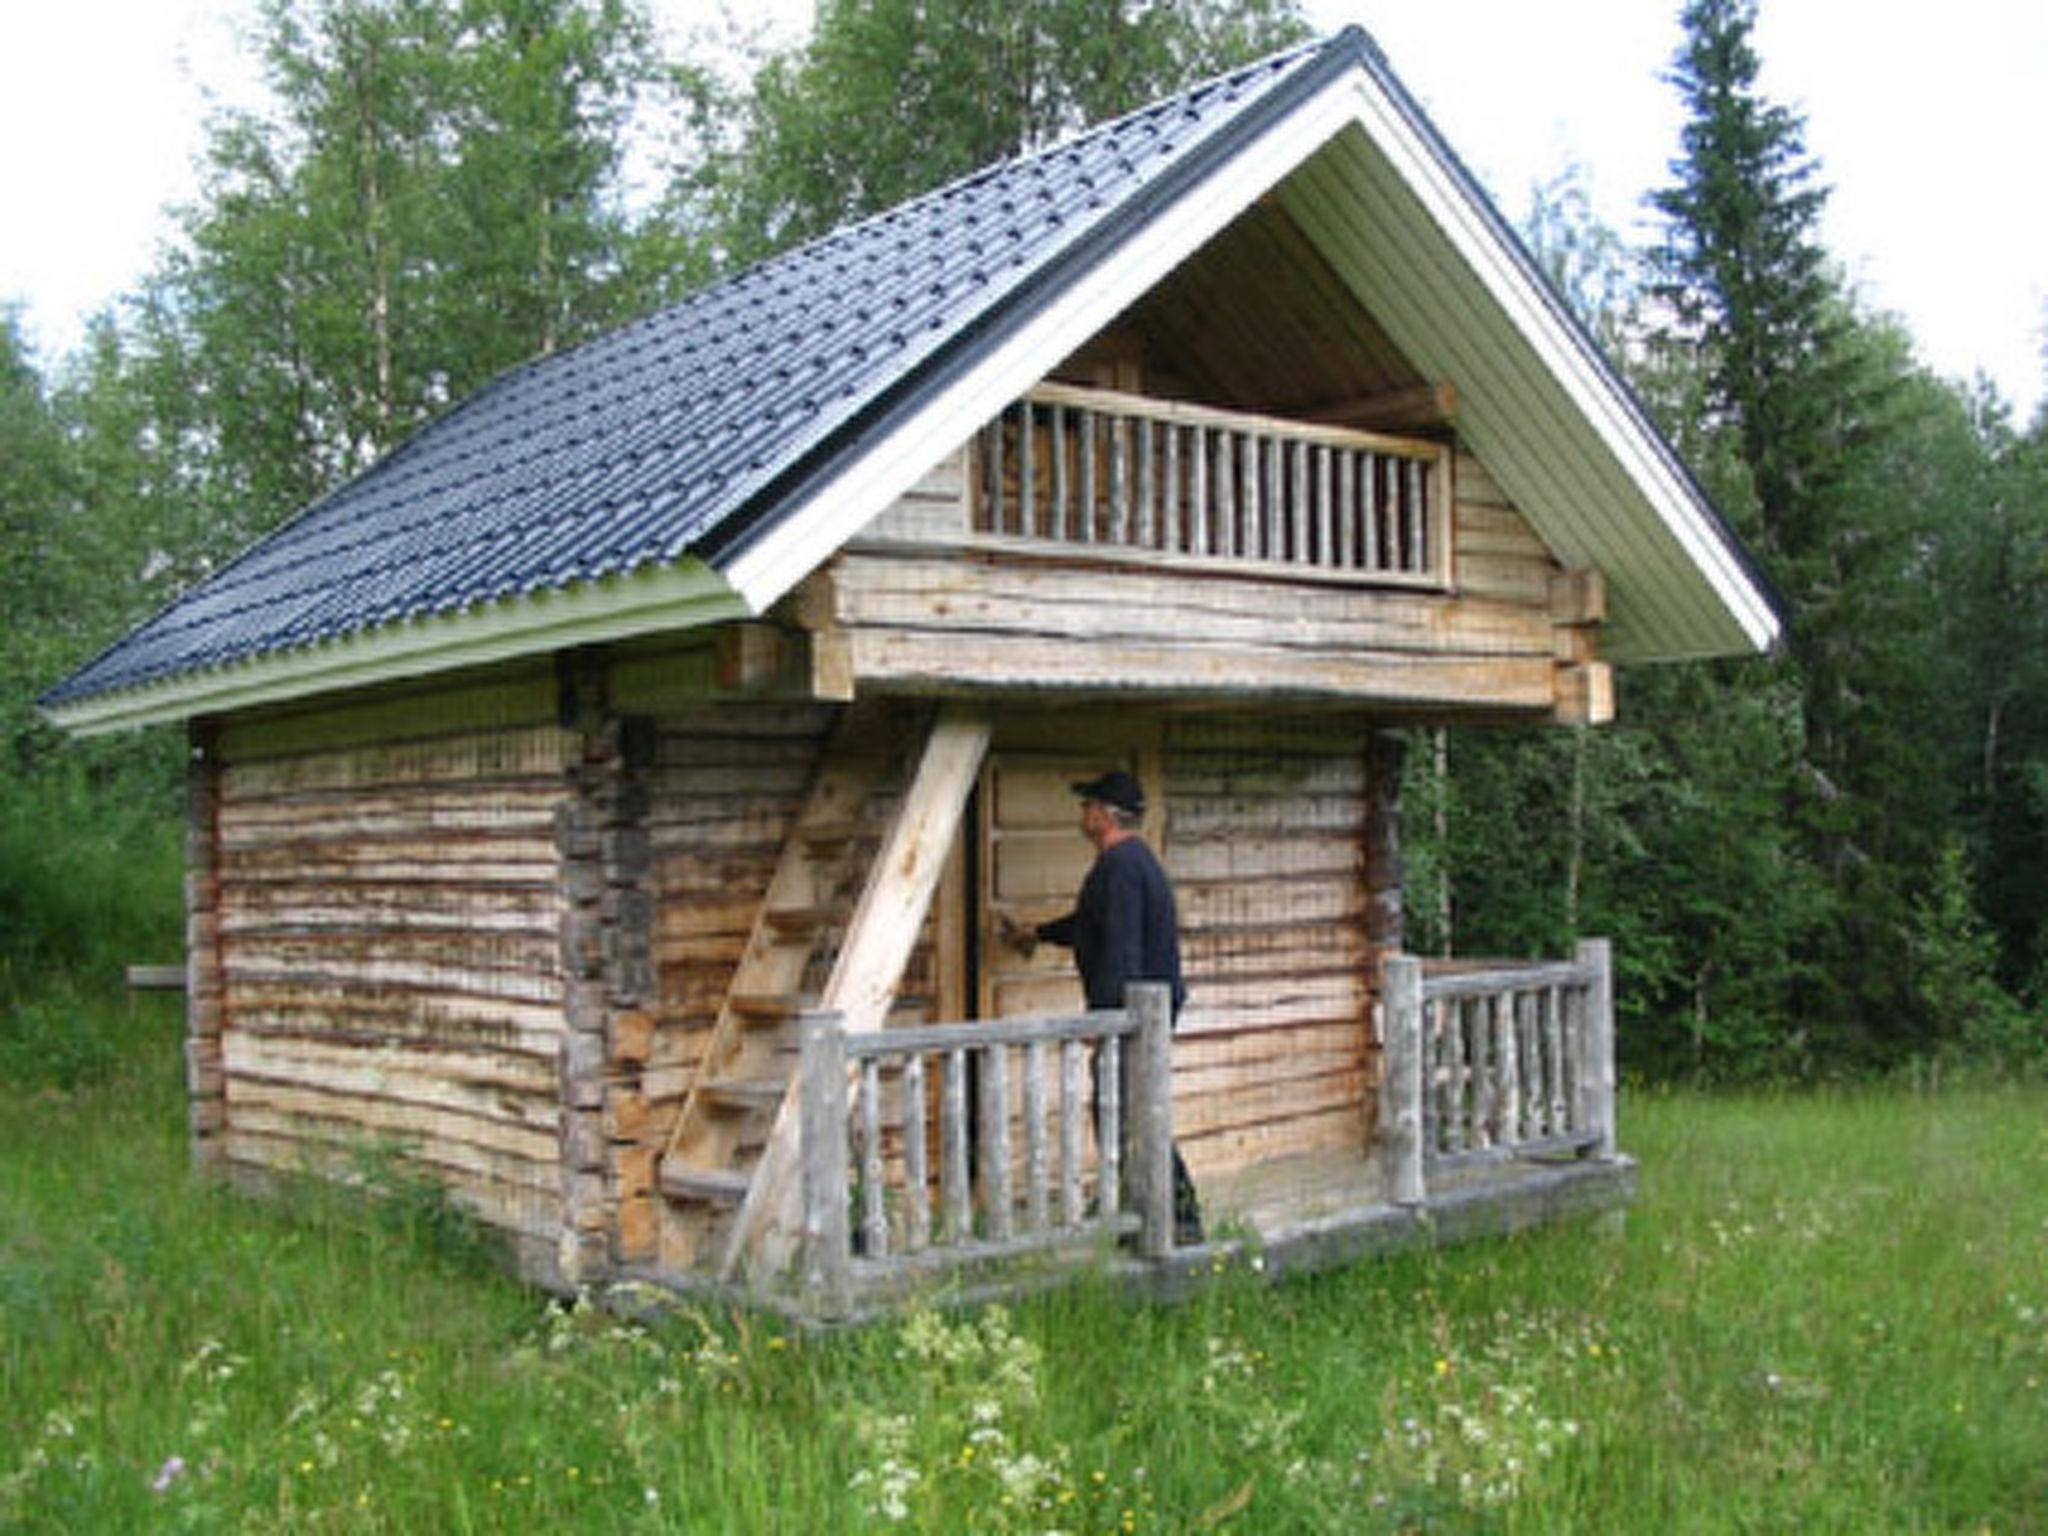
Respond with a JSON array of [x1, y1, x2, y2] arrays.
[[1195, 1143, 1635, 1286], [726, 941, 1628, 1320]]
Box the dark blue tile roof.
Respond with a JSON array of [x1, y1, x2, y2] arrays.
[[45, 30, 1362, 712]]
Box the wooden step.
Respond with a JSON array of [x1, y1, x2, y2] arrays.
[[799, 819, 870, 849], [763, 902, 852, 935], [659, 1166, 751, 1205], [729, 993, 802, 1026], [700, 1078, 789, 1114]]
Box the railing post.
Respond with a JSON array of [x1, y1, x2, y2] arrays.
[[1126, 984, 1175, 1259], [1381, 956, 1426, 1206], [1576, 938, 1617, 1160], [799, 1009, 851, 1315]]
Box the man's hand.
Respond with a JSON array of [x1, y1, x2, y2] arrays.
[[997, 913, 1038, 957]]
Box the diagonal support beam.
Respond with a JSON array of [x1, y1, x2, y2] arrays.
[[720, 702, 992, 1281]]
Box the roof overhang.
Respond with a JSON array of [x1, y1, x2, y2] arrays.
[[44, 557, 743, 736], [719, 45, 1779, 664]]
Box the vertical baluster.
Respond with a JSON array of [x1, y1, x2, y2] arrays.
[[1078, 409, 1097, 543], [901, 1053, 929, 1252], [1190, 426, 1210, 557], [1547, 983, 1569, 1136], [1336, 449, 1355, 568], [1049, 401, 1068, 542], [1364, 453, 1383, 570], [1060, 1037, 1086, 1225], [1135, 415, 1154, 549], [859, 1058, 887, 1257], [1405, 458, 1425, 572], [1017, 400, 1035, 539], [1024, 1038, 1048, 1232], [1097, 1034, 1122, 1219], [1314, 444, 1333, 569], [1217, 432, 1236, 558], [943, 1046, 970, 1239], [1420, 996, 1442, 1156], [1471, 993, 1497, 1149], [979, 1041, 1012, 1241], [1244, 435, 1264, 561], [1110, 415, 1131, 547], [1498, 989, 1523, 1146]]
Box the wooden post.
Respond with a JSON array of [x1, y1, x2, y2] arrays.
[[1577, 938, 1617, 1160], [1381, 955, 1425, 1206], [185, 722, 226, 1172], [1126, 984, 1175, 1259], [799, 1009, 851, 1315]]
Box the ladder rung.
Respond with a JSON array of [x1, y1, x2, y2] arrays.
[[798, 819, 868, 847], [728, 993, 802, 1024], [659, 1166, 751, 1204], [702, 1078, 788, 1113], [763, 902, 850, 933]]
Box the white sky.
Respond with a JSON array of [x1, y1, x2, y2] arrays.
[[2, 1, 2043, 420]]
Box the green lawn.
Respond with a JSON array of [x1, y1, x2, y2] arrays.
[[4, 998, 2045, 1531]]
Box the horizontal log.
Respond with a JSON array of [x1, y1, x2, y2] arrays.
[[1417, 959, 1596, 1000], [127, 963, 187, 991], [221, 1130, 560, 1237], [1165, 837, 1361, 883], [219, 839, 558, 885], [223, 949, 562, 1007], [225, 988, 562, 1052], [220, 726, 572, 799], [225, 1083, 559, 1170], [823, 551, 1555, 659], [214, 666, 557, 762], [1181, 1102, 1365, 1172], [224, 1037, 559, 1136]]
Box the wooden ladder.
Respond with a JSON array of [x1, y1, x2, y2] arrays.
[[657, 702, 991, 1278]]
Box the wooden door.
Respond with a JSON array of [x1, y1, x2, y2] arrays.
[[975, 718, 1162, 1021]]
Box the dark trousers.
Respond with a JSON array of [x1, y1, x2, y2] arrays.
[[1095, 1041, 1204, 1245]]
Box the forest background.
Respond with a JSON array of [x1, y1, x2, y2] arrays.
[[3, 0, 2045, 1089]]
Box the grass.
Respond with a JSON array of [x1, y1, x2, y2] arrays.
[[4, 994, 2047, 1532]]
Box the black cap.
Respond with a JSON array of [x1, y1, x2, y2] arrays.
[[1072, 769, 1145, 816]]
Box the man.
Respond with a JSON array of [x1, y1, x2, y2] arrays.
[[1003, 769, 1203, 1245]]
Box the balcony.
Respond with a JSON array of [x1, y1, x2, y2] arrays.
[[972, 384, 1454, 587]]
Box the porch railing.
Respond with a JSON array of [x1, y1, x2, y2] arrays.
[[799, 983, 1177, 1311], [973, 383, 1453, 586], [1379, 939, 1616, 1206]]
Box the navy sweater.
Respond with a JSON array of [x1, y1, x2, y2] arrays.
[[1037, 837, 1186, 1018]]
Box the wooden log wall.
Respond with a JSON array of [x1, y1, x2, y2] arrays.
[[1163, 714, 1377, 1174], [205, 670, 576, 1278]]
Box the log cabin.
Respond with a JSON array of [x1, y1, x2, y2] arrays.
[[43, 29, 1779, 1317]]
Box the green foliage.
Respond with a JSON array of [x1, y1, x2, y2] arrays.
[[144, 0, 681, 530], [703, 0, 1312, 266], [0, 770, 184, 1090], [1911, 840, 2043, 1074]]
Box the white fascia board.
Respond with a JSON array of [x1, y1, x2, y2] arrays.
[[1325, 75, 1781, 655], [46, 557, 745, 736], [721, 76, 1369, 614]]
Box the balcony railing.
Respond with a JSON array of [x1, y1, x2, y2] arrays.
[[1379, 940, 1616, 1205], [973, 383, 1452, 586]]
